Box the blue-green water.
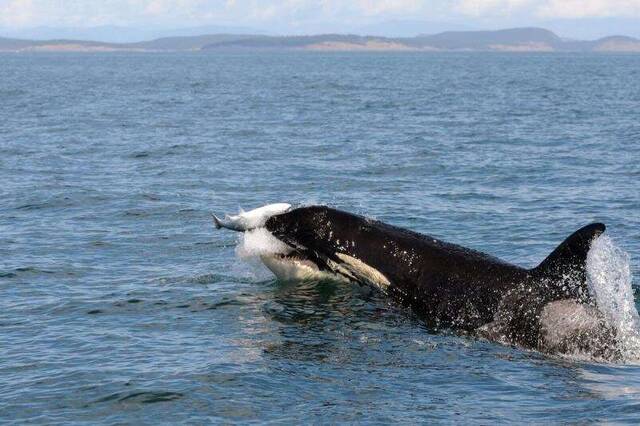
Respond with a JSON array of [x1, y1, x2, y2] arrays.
[[1, 52, 640, 423]]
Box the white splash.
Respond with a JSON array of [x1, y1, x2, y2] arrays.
[[228, 228, 292, 281], [587, 235, 640, 360], [236, 227, 291, 259]]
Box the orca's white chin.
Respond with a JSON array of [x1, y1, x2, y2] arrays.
[[260, 252, 347, 283]]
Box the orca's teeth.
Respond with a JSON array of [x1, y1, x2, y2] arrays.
[[277, 253, 305, 262]]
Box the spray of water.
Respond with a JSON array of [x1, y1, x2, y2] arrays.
[[587, 235, 640, 360], [233, 228, 292, 281], [236, 228, 290, 259]]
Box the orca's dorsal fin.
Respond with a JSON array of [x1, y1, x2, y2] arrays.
[[534, 223, 605, 274], [532, 223, 605, 301]]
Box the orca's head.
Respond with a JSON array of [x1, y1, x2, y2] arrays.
[[214, 204, 344, 282], [264, 205, 361, 249], [259, 205, 344, 281], [263, 206, 391, 288]]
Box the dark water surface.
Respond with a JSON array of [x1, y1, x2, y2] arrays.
[[1, 52, 640, 423]]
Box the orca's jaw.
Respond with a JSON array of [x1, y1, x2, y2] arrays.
[[259, 243, 392, 293], [260, 251, 347, 283]]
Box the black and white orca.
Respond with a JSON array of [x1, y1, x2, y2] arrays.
[[214, 204, 618, 359]]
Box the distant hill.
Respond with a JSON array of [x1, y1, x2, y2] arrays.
[[202, 28, 640, 52], [126, 34, 259, 51], [409, 27, 562, 51], [200, 34, 411, 51], [0, 34, 254, 52], [1, 27, 640, 53], [592, 36, 640, 52], [0, 37, 120, 52]]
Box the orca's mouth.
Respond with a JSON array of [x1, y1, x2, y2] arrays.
[[258, 247, 343, 283], [271, 251, 313, 263], [275, 252, 300, 260]]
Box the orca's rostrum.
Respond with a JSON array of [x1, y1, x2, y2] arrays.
[[214, 203, 619, 359]]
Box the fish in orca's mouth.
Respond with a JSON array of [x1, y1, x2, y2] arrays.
[[212, 202, 292, 232], [213, 203, 627, 361]]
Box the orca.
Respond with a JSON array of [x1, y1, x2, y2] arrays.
[[214, 204, 619, 359]]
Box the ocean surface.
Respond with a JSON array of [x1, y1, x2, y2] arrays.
[[1, 52, 640, 424]]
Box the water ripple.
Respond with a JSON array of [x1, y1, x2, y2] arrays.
[[1, 51, 639, 424]]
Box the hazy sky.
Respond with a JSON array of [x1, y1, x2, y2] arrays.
[[1, 0, 640, 38]]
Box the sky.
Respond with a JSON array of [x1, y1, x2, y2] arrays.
[[1, 0, 640, 40]]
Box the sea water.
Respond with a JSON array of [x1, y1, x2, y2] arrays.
[[1, 52, 640, 423]]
